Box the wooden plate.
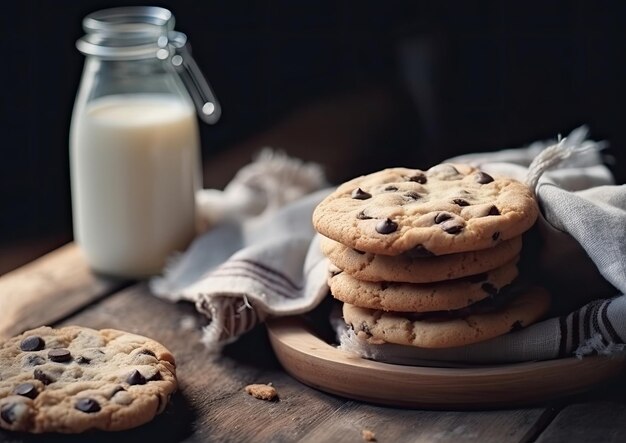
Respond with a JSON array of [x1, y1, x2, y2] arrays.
[[266, 316, 626, 409]]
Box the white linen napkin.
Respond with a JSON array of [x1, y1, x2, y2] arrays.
[[151, 127, 626, 362]]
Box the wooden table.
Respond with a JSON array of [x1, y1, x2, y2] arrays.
[[1, 244, 625, 443]]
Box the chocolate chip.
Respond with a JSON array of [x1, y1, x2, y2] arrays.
[[138, 349, 156, 357], [440, 220, 463, 234], [375, 218, 398, 234], [126, 369, 146, 385], [475, 171, 494, 184], [409, 173, 427, 184], [466, 273, 488, 283], [405, 245, 435, 258], [510, 320, 524, 332], [351, 188, 371, 200], [75, 398, 101, 413], [1, 404, 16, 424], [148, 371, 162, 382], [24, 355, 45, 367], [353, 249, 365, 255], [20, 336, 45, 352], [452, 198, 470, 207], [356, 210, 372, 220], [76, 356, 91, 364], [434, 212, 452, 224], [403, 191, 421, 200], [482, 282, 498, 296], [384, 185, 398, 192], [488, 205, 500, 216], [48, 348, 71, 363], [13, 383, 38, 399], [492, 231, 500, 241], [34, 369, 52, 385]]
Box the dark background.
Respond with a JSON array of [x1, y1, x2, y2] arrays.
[[1, 0, 625, 274]]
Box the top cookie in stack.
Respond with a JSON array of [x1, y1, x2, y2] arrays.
[[313, 164, 550, 349]]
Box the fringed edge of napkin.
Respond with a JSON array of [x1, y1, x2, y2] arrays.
[[525, 126, 608, 194], [196, 295, 267, 350]]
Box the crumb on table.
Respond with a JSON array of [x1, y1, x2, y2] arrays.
[[362, 429, 376, 441], [244, 383, 278, 401]]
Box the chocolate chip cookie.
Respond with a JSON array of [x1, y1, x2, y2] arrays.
[[343, 286, 550, 348], [329, 259, 519, 312], [312, 165, 538, 256], [0, 326, 177, 433], [321, 235, 522, 283]]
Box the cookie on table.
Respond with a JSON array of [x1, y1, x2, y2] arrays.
[[0, 326, 177, 433], [329, 258, 519, 312], [321, 235, 522, 283], [343, 286, 550, 348], [312, 164, 538, 256]]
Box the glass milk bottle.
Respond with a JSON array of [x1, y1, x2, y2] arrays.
[[70, 7, 220, 278]]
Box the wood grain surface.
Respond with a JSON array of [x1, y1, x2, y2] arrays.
[[0, 244, 128, 339], [536, 402, 626, 443]]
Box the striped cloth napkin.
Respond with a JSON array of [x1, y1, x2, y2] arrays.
[[151, 129, 626, 362], [150, 150, 331, 347]]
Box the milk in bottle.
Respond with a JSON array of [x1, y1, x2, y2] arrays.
[[71, 94, 199, 277]]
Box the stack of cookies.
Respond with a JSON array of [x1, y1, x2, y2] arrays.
[[313, 164, 550, 349]]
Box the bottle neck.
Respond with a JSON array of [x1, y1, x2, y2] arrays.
[[86, 56, 167, 77], [79, 57, 193, 109]]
